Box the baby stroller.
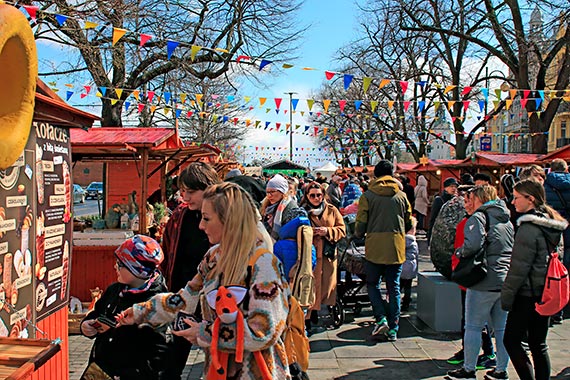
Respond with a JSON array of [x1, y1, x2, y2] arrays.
[[329, 234, 370, 327]]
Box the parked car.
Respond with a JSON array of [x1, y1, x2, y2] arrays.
[[73, 184, 85, 204], [85, 182, 103, 200]]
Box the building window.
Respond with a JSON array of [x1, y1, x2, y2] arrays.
[[562, 121, 567, 138]]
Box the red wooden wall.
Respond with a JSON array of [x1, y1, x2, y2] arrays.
[[29, 308, 69, 380], [106, 161, 163, 207], [70, 246, 117, 301]]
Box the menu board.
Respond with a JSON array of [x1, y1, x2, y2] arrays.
[[33, 122, 72, 321], [0, 150, 35, 338]]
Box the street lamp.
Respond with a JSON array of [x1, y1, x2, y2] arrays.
[[286, 92, 297, 162]]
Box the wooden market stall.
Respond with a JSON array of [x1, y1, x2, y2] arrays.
[[69, 128, 221, 301], [539, 145, 570, 164], [453, 152, 543, 185]]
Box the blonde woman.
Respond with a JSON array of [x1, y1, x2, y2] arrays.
[[118, 183, 289, 379]]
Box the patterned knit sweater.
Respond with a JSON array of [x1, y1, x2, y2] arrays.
[[132, 243, 291, 380]]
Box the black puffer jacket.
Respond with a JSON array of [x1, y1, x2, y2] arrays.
[[81, 274, 168, 379], [501, 210, 568, 311]]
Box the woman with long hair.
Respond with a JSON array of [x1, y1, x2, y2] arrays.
[[301, 181, 346, 329], [118, 182, 289, 379], [501, 179, 568, 380]]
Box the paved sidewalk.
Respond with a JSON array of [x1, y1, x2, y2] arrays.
[[68, 236, 570, 379]]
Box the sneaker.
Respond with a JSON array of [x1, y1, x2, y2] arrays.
[[484, 369, 509, 380], [371, 317, 389, 336], [476, 354, 497, 370], [445, 368, 476, 379], [385, 328, 397, 342], [447, 350, 465, 365]]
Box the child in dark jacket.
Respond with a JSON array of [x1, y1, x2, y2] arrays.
[[80, 235, 168, 380]]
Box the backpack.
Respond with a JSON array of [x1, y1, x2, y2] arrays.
[[534, 249, 569, 316], [429, 196, 466, 279], [246, 249, 310, 379], [290, 225, 315, 308]]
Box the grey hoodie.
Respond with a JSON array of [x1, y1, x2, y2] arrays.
[[501, 210, 568, 311], [458, 199, 514, 291]]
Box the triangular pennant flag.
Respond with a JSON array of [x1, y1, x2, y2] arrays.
[[418, 100, 425, 113], [111, 99, 119, 105], [344, 74, 354, 90], [265, 121, 271, 130], [388, 100, 395, 109], [23, 6, 38, 20], [535, 97, 542, 110], [259, 98, 267, 107], [66, 91, 74, 101], [400, 81, 409, 94], [463, 101, 470, 112], [444, 85, 456, 94], [55, 14, 68, 26], [509, 89, 517, 99], [325, 71, 335, 80], [506, 99, 513, 110], [478, 100, 486, 113], [520, 99, 528, 109], [274, 98, 282, 109], [403, 101, 411, 112], [447, 101, 456, 111], [307, 99, 315, 111], [180, 93, 187, 104], [164, 92, 171, 104], [323, 127, 328, 137], [84, 85, 91, 94], [244, 96, 251, 103], [259, 59, 272, 71], [362, 77, 372, 93], [523, 90, 530, 100], [132, 90, 139, 100], [99, 87, 107, 96], [163, 107, 170, 115], [115, 89, 123, 99], [305, 126, 310, 132], [313, 127, 319, 135], [84, 21, 98, 29], [461, 86, 472, 96], [176, 109, 182, 118], [370, 100, 378, 112], [138, 104, 145, 113], [495, 89, 502, 100], [112, 28, 127, 45], [188, 111, 194, 117], [291, 98, 299, 111], [190, 45, 202, 61], [538, 90, 545, 100], [147, 91, 155, 102], [379, 79, 390, 89], [236, 55, 251, 63], [493, 100, 500, 109], [80, 93, 88, 99], [282, 63, 293, 69], [323, 99, 331, 113], [140, 33, 152, 47], [227, 95, 235, 102], [276, 123, 281, 131], [167, 40, 180, 60], [255, 120, 261, 128], [124, 101, 131, 111], [434, 101, 440, 110], [482, 88, 489, 100], [354, 100, 363, 111], [338, 100, 347, 113]]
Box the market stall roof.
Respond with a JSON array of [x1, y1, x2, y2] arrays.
[[413, 159, 463, 172], [454, 152, 543, 167], [263, 159, 308, 170], [539, 145, 570, 163], [34, 80, 99, 127]]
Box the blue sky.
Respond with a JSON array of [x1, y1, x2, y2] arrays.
[[34, 1, 359, 168]]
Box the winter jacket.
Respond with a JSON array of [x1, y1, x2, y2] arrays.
[[501, 210, 568, 311], [428, 190, 455, 240], [132, 237, 291, 380], [161, 204, 211, 291], [326, 182, 342, 208], [414, 175, 429, 216], [225, 175, 266, 206], [341, 182, 362, 208], [544, 172, 570, 218], [458, 199, 514, 291], [273, 216, 317, 280], [401, 234, 419, 280], [81, 275, 168, 380], [355, 175, 412, 265]]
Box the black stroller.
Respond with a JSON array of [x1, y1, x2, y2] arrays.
[[329, 232, 370, 327]]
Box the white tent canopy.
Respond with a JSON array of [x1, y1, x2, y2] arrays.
[[313, 162, 338, 179]]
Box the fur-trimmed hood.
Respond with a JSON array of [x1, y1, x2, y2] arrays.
[[517, 212, 568, 247]]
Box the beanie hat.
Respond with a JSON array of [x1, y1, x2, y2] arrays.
[[443, 177, 459, 188], [115, 235, 164, 279], [266, 174, 289, 194], [225, 168, 243, 180]]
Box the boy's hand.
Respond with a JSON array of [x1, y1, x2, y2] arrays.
[[115, 307, 136, 326], [81, 320, 99, 337]]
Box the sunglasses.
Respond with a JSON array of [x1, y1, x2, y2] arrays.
[[309, 193, 323, 199], [115, 260, 125, 269]]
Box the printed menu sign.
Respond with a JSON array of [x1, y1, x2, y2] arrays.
[[0, 150, 35, 338], [33, 122, 72, 321]]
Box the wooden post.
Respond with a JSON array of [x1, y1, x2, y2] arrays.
[[139, 148, 149, 234], [160, 161, 167, 207]]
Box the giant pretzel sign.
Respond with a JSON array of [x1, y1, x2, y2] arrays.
[[0, 2, 37, 170]]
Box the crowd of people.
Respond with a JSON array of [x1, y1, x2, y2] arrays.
[[77, 160, 569, 380]]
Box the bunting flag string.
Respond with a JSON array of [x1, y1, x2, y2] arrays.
[[11, 1, 570, 97]]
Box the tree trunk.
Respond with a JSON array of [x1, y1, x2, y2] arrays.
[[100, 100, 123, 127], [455, 132, 467, 160]]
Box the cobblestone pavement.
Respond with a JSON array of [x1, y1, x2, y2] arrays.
[[69, 236, 570, 379]]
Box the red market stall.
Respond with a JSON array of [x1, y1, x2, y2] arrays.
[[454, 152, 543, 185], [539, 145, 570, 164]]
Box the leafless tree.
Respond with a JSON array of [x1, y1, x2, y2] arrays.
[[32, 0, 305, 127]]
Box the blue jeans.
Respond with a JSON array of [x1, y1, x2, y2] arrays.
[[365, 260, 402, 330], [464, 289, 509, 372]]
